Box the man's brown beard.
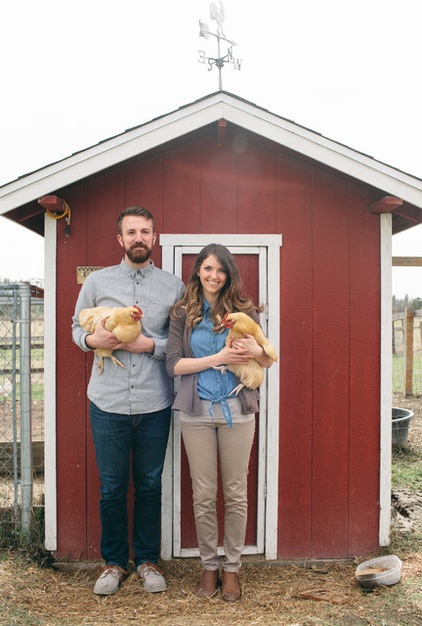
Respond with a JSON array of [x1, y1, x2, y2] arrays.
[[125, 244, 152, 265]]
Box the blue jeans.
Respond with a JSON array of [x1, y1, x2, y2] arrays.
[[90, 402, 171, 569]]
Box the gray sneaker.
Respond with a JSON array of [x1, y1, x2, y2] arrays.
[[138, 562, 167, 592], [93, 565, 126, 595]]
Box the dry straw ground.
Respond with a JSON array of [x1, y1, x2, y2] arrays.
[[1, 553, 421, 626], [1, 394, 421, 626]]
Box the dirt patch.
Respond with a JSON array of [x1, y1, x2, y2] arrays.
[[391, 393, 422, 536], [392, 490, 422, 534]]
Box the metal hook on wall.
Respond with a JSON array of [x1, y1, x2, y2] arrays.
[[38, 195, 71, 237]]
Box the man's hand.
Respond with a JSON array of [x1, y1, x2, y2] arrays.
[[114, 333, 155, 355], [85, 318, 121, 350]]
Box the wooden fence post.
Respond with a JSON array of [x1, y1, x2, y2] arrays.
[[404, 308, 414, 395]]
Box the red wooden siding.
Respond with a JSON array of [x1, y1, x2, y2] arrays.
[[347, 185, 381, 555], [276, 156, 381, 559], [54, 122, 382, 560], [276, 154, 314, 557], [312, 169, 353, 558]]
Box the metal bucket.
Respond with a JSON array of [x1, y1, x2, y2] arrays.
[[392, 407, 414, 448]]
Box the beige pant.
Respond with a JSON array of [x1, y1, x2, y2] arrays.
[[179, 400, 255, 572]]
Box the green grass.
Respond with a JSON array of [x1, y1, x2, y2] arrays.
[[0, 346, 43, 360], [12, 381, 44, 401], [0, 605, 46, 626], [392, 447, 422, 490], [1, 345, 44, 401], [30, 383, 44, 401], [392, 352, 422, 394]]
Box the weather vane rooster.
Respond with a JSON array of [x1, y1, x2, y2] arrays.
[[198, 2, 241, 90]]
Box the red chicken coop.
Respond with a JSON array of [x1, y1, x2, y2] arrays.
[[1, 91, 422, 562]]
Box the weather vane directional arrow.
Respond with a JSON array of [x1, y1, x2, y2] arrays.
[[198, 2, 242, 90]]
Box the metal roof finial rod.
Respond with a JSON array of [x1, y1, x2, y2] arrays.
[[198, 2, 242, 90]]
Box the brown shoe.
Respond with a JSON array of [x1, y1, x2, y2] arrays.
[[222, 571, 241, 602], [196, 569, 219, 598]]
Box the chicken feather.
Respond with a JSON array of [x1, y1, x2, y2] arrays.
[[79, 305, 143, 374]]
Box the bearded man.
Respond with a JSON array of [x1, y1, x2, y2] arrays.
[[72, 207, 184, 596]]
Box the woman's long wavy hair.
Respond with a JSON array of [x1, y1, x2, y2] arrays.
[[172, 243, 260, 329]]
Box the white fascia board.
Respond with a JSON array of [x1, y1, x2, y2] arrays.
[[220, 99, 422, 209], [0, 102, 223, 213], [1, 92, 422, 214]]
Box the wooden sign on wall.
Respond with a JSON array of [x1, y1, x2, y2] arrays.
[[76, 266, 104, 284]]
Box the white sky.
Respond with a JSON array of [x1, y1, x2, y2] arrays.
[[0, 0, 421, 297]]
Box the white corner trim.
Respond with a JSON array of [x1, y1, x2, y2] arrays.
[[379, 213, 392, 546], [44, 215, 57, 552]]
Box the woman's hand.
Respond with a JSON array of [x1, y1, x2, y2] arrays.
[[230, 335, 262, 358], [217, 342, 252, 365], [171, 336, 268, 376], [231, 334, 275, 368]]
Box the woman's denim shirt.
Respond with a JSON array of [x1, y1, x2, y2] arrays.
[[190, 300, 237, 425]]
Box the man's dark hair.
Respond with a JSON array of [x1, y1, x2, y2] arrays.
[[117, 207, 155, 234]]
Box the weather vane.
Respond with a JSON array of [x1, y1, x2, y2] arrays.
[[198, 2, 242, 90]]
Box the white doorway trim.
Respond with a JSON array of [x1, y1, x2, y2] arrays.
[[160, 234, 281, 560]]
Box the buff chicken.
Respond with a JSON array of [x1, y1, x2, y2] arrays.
[[221, 311, 278, 395], [79, 305, 143, 374]]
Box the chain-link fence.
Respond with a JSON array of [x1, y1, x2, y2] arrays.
[[0, 283, 44, 543]]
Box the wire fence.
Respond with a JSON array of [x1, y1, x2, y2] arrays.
[[393, 309, 422, 395], [0, 284, 44, 544]]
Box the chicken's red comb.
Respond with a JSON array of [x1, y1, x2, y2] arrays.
[[222, 312, 235, 328], [131, 305, 143, 318]]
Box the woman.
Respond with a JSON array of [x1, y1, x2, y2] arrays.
[[166, 244, 274, 602]]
